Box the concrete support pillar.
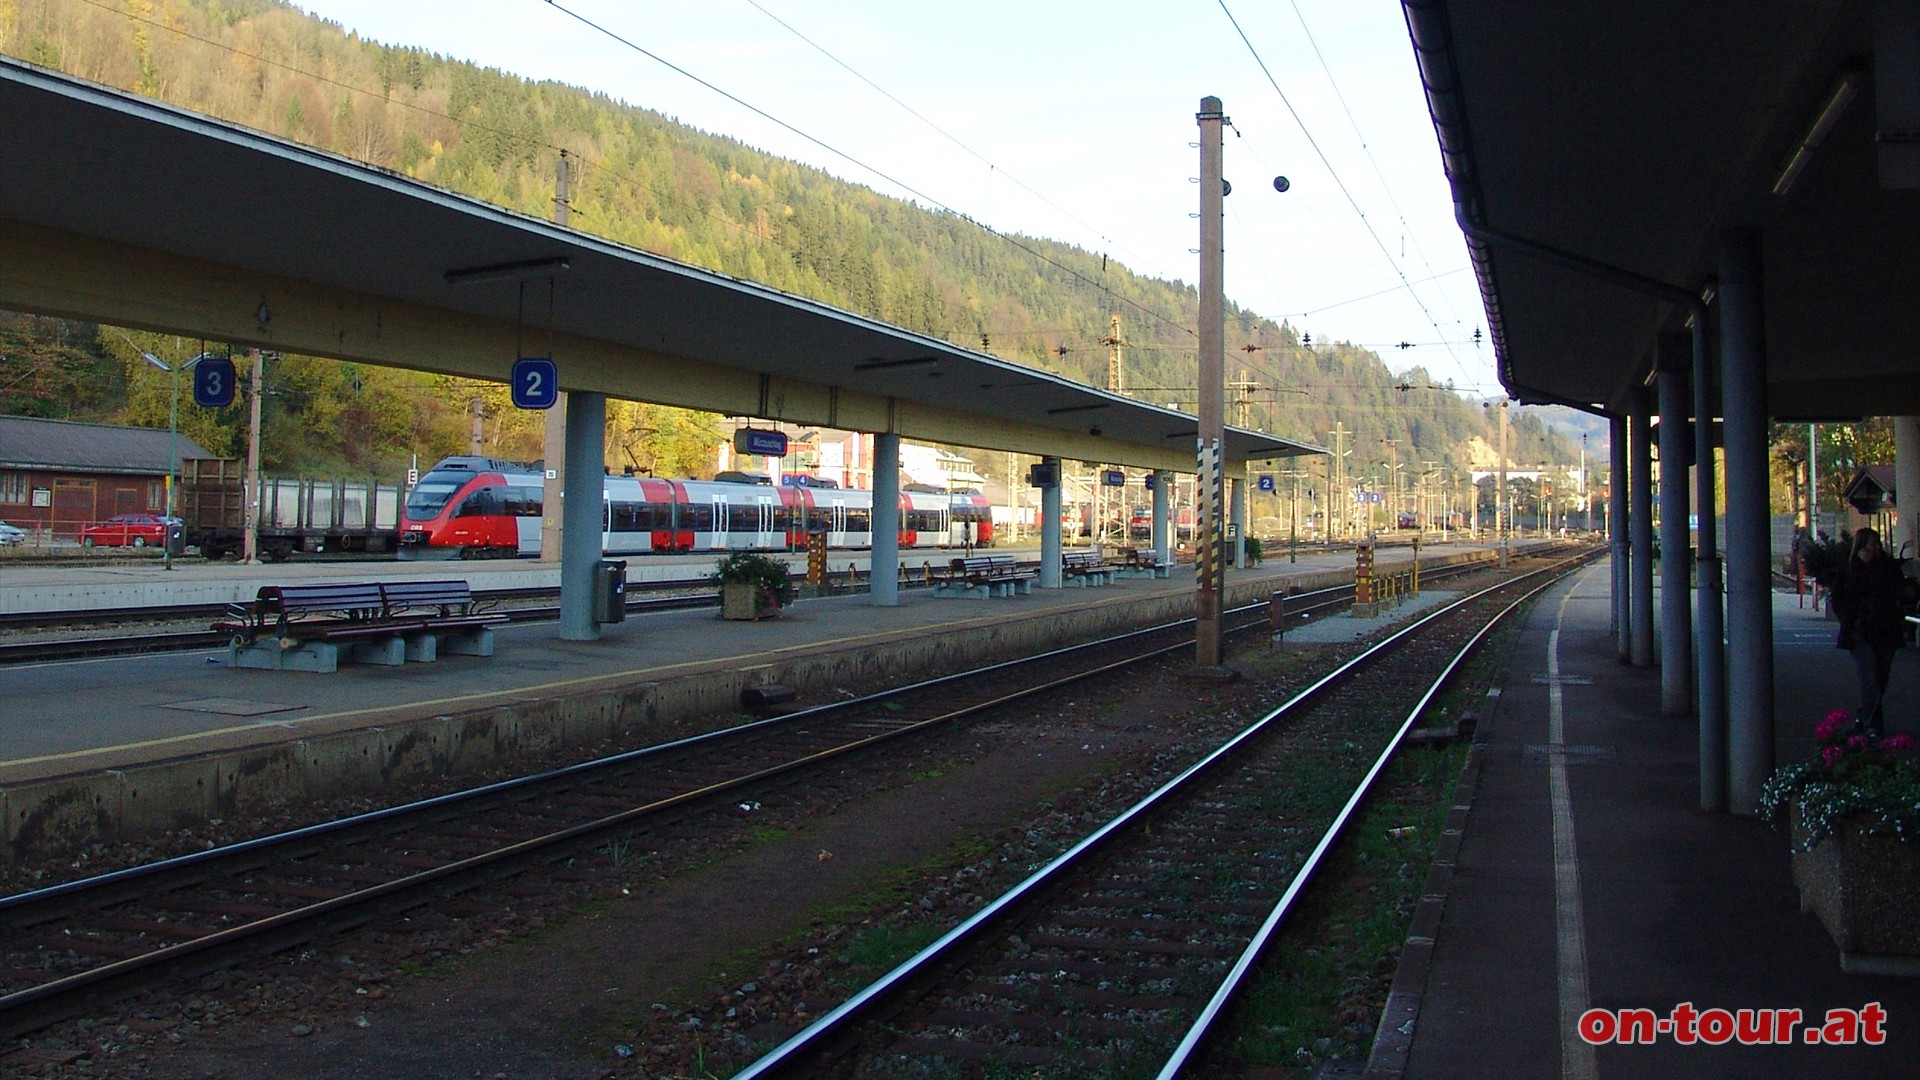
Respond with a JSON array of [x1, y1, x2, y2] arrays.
[[1151, 471, 1172, 565], [1630, 387, 1656, 668], [1897, 417, 1920, 559], [1657, 355, 1693, 714], [1611, 412, 1630, 662], [558, 391, 606, 642], [1231, 473, 1248, 569], [870, 432, 900, 607], [1721, 232, 1774, 815], [1694, 317, 1727, 813], [1040, 456, 1063, 589]]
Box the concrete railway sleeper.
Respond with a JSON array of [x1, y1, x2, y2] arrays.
[[732, 549, 1600, 1080]]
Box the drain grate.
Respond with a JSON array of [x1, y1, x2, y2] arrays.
[[159, 698, 305, 718]]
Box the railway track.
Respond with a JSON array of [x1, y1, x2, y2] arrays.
[[0, 558, 1424, 1038], [731, 549, 1597, 1079], [0, 548, 1578, 1041]]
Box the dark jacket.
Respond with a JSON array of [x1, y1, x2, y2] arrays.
[[1836, 555, 1911, 651]]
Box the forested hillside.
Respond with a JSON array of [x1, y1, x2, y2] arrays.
[[0, 0, 1570, 481]]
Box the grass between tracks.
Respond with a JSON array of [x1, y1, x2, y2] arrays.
[[1219, 737, 1468, 1075]]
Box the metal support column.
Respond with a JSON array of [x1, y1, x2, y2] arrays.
[[1695, 311, 1727, 812], [1040, 456, 1063, 589], [1721, 233, 1773, 815], [870, 432, 900, 607], [1630, 388, 1656, 668], [1151, 471, 1171, 566], [1897, 418, 1920, 558], [1657, 350, 1692, 713], [1230, 473, 1247, 570], [558, 391, 606, 642], [1611, 412, 1630, 662]]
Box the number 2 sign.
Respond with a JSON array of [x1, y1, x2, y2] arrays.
[[511, 357, 559, 410]]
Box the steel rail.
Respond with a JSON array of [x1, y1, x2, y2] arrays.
[[1156, 555, 1588, 1077], [731, 547, 1595, 1079], [0, 567, 1339, 1033]]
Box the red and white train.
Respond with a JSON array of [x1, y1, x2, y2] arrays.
[[398, 456, 994, 559]]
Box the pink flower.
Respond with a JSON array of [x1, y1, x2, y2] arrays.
[[1823, 745, 1845, 766], [1817, 713, 1848, 740], [1881, 734, 1915, 751], [1847, 734, 1870, 750]]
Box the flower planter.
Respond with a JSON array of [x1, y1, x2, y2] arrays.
[[1792, 810, 1920, 975], [720, 581, 781, 621]]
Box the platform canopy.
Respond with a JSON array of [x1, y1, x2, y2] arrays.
[[0, 58, 1319, 474], [1403, 0, 1920, 419]]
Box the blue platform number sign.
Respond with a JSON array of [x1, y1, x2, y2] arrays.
[[1143, 474, 1157, 491], [1256, 474, 1276, 493], [511, 357, 559, 410], [192, 356, 236, 408], [1103, 469, 1125, 487]]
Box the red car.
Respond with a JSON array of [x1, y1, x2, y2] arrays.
[[79, 513, 175, 549]]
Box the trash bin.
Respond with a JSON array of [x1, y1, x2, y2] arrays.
[[592, 559, 627, 624], [166, 522, 186, 557]]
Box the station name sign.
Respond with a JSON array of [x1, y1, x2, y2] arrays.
[[734, 428, 788, 457]]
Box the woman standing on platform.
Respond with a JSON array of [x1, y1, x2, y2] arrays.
[[1834, 527, 1910, 733]]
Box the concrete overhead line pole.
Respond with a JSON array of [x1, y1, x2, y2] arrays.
[[1195, 96, 1227, 670], [540, 150, 571, 564]]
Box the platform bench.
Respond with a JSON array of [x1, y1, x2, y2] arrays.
[[1060, 550, 1116, 587], [1114, 546, 1175, 579], [933, 554, 1036, 599], [214, 579, 506, 672]]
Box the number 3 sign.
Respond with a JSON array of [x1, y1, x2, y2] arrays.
[[511, 357, 559, 409]]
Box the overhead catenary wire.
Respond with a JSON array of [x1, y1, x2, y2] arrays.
[[541, 0, 1198, 342], [741, 0, 1171, 284], [1283, 0, 1469, 334], [1215, 0, 1476, 390]]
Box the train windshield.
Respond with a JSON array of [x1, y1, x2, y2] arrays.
[[405, 478, 464, 517]]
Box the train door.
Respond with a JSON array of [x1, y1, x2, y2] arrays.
[[828, 500, 848, 548], [709, 494, 729, 550], [754, 495, 777, 550]]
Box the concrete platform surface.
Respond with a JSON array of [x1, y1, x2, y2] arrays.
[[1390, 564, 1920, 1079], [1, 543, 1516, 778]]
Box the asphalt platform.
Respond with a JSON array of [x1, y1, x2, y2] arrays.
[[1377, 563, 1920, 1079], [0, 543, 1495, 786]]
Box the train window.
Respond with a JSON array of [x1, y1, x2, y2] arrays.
[[728, 504, 760, 531], [512, 486, 543, 517], [845, 507, 872, 532], [906, 509, 941, 531], [454, 487, 502, 517], [683, 503, 714, 531], [405, 479, 463, 516]]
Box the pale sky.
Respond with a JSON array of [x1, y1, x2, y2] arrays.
[[295, 0, 1494, 397]]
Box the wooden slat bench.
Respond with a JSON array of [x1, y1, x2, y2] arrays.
[[1060, 549, 1116, 587], [932, 554, 1036, 599], [1114, 546, 1176, 579], [214, 579, 506, 672]]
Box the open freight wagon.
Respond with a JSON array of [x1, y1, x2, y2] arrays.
[[178, 459, 404, 561]]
